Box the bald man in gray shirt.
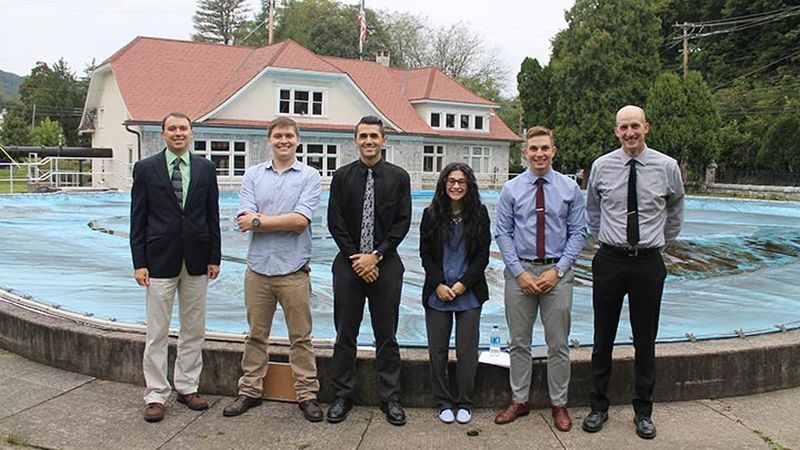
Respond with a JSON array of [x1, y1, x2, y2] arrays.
[[581, 105, 684, 440]]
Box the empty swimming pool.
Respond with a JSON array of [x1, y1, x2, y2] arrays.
[[1, 191, 798, 347]]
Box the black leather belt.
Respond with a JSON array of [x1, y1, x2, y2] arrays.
[[520, 258, 558, 264], [600, 244, 661, 257]]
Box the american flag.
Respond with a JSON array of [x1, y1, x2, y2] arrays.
[[358, 0, 368, 55]]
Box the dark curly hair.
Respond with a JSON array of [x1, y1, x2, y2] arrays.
[[427, 162, 485, 251]]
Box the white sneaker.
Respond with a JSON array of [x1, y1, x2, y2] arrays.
[[456, 408, 472, 424], [438, 408, 455, 423]]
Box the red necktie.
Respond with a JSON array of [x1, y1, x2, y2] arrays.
[[535, 177, 546, 259]]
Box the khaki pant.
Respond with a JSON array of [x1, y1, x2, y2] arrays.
[[505, 262, 574, 406], [237, 267, 319, 401], [143, 262, 208, 404]]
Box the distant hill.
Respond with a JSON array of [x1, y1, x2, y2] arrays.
[[0, 69, 24, 99]]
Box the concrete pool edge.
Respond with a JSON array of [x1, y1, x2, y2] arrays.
[[1, 290, 798, 409]]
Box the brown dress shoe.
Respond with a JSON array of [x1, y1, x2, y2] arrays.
[[494, 401, 530, 424], [177, 393, 209, 411], [552, 405, 573, 431], [144, 403, 164, 422]]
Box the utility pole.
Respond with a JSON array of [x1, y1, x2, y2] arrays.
[[673, 22, 692, 79], [31, 104, 36, 130]]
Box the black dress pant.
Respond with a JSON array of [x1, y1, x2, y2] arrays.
[[589, 247, 666, 417], [425, 306, 481, 411], [330, 252, 404, 404]]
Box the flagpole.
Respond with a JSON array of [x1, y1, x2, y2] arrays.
[[358, 0, 366, 60], [268, 0, 275, 45]]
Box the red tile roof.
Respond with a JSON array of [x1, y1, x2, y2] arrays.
[[103, 36, 519, 142]]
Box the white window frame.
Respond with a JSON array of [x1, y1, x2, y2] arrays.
[[463, 145, 491, 174], [430, 112, 441, 128], [276, 86, 326, 117], [194, 139, 247, 178], [297, 142, 338, 177], [381, 145, 394, 163], [423, 144, 445, 173], [474, 115, 485, 131]]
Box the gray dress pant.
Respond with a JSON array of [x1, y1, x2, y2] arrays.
[[504, 261, 574, 405]]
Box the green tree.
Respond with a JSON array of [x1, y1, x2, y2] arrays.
[[0, 102, 31, 146], [192, 0, 250, 45], [548, 0, 663, 174], [757, 112, 800, 173], [255, 0, 390, 59], [30, 117, 64, 147], [517, 57, 553, 128], [18, 59, 86, 147], [646, 71, 722, 178]]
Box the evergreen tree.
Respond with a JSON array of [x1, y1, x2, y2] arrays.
[[758, 112, 800, 173], [517, 57, 554, 129], [548, 0, 663, 174], [192, 0, 250, 45], [646, 71, 722, 179], [18, 59, 86, 147]]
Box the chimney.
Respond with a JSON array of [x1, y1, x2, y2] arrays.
[[375, 50, 390, 67]]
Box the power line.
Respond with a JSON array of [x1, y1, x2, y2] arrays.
[[713, 47, 800, 90]]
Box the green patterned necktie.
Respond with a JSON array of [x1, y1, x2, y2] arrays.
[[171, 158, 183, 210]]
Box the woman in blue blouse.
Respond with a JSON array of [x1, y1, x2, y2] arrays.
[[419, 162, 491, 424]]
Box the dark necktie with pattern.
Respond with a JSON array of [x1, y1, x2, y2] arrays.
[[627, 159, 640, 247], [171, 158, 183, 210], [359, 168, 374, 253], [535, 177, 546, 259]]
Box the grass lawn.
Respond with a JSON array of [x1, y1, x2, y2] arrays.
[[0, 165, 30, 194]]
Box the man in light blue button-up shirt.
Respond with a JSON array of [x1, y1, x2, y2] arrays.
[[494, 126, 587, 430], [222, 117, 324, 422]]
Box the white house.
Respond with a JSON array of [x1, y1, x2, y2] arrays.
[[80, 37, 521, 190]]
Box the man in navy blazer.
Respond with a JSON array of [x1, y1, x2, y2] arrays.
[[130, 112, 221, 423]]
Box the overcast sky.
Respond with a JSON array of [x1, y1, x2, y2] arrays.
[[2, 0, 574, 93]]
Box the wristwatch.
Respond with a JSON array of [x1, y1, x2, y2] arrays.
[[372, 250, 384, 261], [555, 268, 565, 278], [251, 216, 261, 229]]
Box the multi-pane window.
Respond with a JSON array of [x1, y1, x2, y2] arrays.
[[423, 145, 444, 173], [463, 146, 491, 173], [194, 140, 247, 177], [426, 111, 487, 131], [279, 88, 324, 116], [297, 143, 338, 177]]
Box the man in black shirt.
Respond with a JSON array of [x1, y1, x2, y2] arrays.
[[325, 115, 412, 426]]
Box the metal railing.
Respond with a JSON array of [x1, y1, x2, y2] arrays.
[[0, 152, 130, 193]]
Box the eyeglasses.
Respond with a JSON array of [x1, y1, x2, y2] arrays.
[[446, 178, 467, 186]]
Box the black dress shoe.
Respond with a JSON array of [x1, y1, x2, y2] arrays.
[[381, 401, 406, 426], [223, 395, 262, 417], [581, 410, 609, 433], [299, 399, 323, 422], [634, 415, 657, 439], [326, 397, 352, 423]]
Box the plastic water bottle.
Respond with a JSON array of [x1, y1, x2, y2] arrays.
[[489, 325, 502, 354]]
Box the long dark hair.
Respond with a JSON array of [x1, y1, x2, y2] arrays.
[[428, 162, 484, 251]]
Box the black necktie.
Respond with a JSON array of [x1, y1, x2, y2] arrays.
[[535, 177, 546, 259], [171, 158, 183, 210], [627, 159, 639, 247]]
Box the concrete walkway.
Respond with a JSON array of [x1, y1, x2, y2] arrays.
[[0, 348, 796, 450]]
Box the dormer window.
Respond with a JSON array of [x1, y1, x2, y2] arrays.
[[460, 114, 470, 129], [279, 88, 324, 116], [430, 113, 441, 127], [445, 113, 455, 128]]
